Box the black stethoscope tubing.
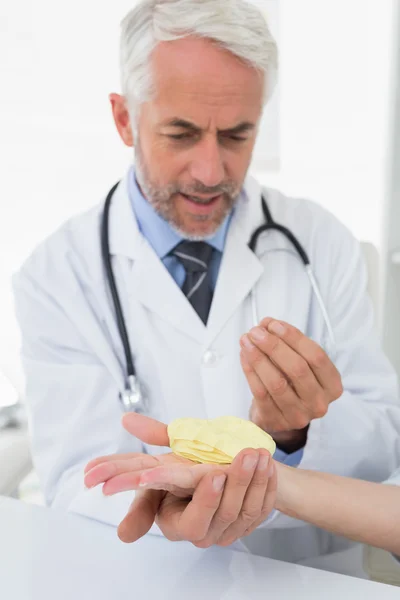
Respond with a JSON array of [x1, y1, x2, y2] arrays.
[[102, 183, 311, 381]]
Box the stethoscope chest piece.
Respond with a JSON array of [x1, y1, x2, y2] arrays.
[[119, 375, 147, 413]]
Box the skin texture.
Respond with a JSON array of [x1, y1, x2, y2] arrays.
[[102, 36, 344, 545], [85, 414, 400, 555], [274, 464, 400, 556], [241, 318, 343, 450], [110, 36, 263, 240], [85, 414, 277, 547]]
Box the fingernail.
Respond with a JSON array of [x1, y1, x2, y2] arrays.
[[257, 454, 270, 471], [241, 335, 255, 350], [213, 474, 226, 492], [268, 321, 286, 336], [249, 327, 268, 342], [243, 454, 258, 471]]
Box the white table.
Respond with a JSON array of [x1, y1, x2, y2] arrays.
[[0, 497, 398, 600]]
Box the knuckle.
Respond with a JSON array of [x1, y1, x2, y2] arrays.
[[162, 529, 181, 542], [241, 360, 253, 375], [267, 335, 280, 355], [314, 399, 328, 418], [251, 351, 265, 367], [290, 358, 309, 380], [241, 507, 261, 522], [269, 376, 289, 397], [333, 380, 344, 399], [312, 349, 328, 369], [179, 525, 202, 542], [217, 509, 240, 526], [254, 387, 270, 403], [296, 414, 311, 429]]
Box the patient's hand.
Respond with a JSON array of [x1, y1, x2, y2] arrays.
[[84, 448, 221, 497], [84, 414, 276, 547]]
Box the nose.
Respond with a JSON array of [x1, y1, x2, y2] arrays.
[[188, 135, 225, 188]]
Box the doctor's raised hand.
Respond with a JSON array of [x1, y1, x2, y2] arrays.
[[241, 318, 344, 452], [84, 414, 277, 547]]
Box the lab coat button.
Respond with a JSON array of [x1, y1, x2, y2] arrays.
[[202, 350, 218, 366]]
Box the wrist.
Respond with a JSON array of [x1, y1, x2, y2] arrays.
[[272, 427, 309, 454], [274, 462, 302, 517], [250, 405, 309, 454]]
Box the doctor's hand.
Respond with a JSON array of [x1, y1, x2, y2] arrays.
[[84, 414, 276, 547], [240, 318, 343, 452]]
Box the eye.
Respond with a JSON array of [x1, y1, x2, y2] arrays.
[[167, 133, 193, 140], [219, 134, 248, 143]]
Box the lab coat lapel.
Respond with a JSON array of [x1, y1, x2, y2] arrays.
[[129, 240, 206, 342], [205, 175, 264, 346], [108, 173, 206, 343]]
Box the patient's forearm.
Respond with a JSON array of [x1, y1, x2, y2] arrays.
[[275, 464, 400, 555]]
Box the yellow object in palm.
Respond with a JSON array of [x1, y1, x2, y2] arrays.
[[168, 416, 276, 464]]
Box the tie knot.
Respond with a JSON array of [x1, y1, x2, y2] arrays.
[[172, 241, 214, 274]]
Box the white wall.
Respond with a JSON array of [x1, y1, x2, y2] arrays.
[[0, 0, 396, 391], [256, 0, 396, 251]]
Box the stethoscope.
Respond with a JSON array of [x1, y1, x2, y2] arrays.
[[101, 183, 336, 413]]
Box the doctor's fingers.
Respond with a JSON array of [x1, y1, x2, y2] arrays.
[[192, 449, 259, 549], [244, 327, 322, 402], [241, 350, 295, 432], [156, 471, 227, 543], [259, 319, 343, 401], [216, 450, 274, 547], [118, 489, 164, 543], [240, 351, 275, 406], [241, 345, 312, 431], [84, 455, 161, 491]]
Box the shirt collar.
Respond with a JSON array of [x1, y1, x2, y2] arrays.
[[128, 167, 233, 259]]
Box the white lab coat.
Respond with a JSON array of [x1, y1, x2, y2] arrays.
[[386, 467, 400, 486], [13, 171, 400, 563]]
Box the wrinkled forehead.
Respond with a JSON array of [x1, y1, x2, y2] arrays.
[[148, 37, 264, 129]]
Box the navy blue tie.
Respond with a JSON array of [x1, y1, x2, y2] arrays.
[[172, 241, 214, 324]]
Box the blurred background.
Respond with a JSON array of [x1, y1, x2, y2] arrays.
[[0, 0, 400, 514]]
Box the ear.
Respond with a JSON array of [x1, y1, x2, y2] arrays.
[[109, 93, 134, 147]]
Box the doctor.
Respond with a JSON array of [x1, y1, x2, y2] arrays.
[[13, 0, 400, 564]]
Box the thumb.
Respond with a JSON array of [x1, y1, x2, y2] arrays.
[[122, 413, 170, 447]]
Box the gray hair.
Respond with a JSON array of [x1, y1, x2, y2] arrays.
[[120, 0, 278, 123]]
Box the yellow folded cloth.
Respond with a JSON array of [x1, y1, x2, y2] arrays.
[[168, 416, 276, 464]]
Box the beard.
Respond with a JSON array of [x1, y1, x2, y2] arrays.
[[134, 141, 242, 240]]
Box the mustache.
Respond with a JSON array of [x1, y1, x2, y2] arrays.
[[173, 182, 239, 197]]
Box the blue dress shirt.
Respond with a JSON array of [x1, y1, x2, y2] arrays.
[[128, 168, 231, 291], [128, 167, 304, 467]]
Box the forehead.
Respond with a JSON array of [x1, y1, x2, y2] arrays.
[[149, 37, 264, 127]]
